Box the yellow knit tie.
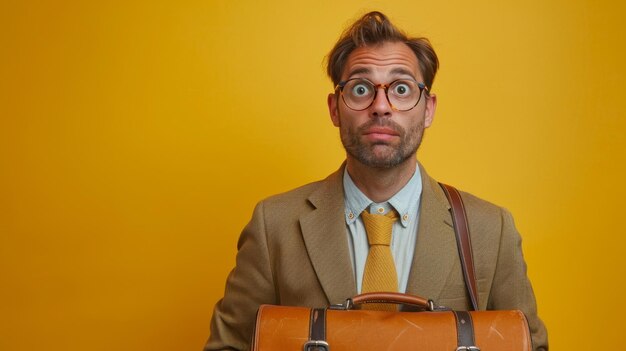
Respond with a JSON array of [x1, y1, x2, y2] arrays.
[[361, 210, 398, 311]]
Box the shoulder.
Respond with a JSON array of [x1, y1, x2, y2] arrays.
[[253, 167, 344, 217], [456, 188, 510, 221], [262, 179, 325, 206], [447, 186, 520, 250], [455, 188, 518, 239], [259, 177, 329, 213], [421, 164, 509, 224], [423, 168, 514, 237]]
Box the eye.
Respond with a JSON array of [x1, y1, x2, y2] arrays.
[[391, 82, 412, 96], [350, 82, 372, 97]]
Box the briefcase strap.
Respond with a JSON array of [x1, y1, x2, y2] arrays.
[[439, 183, 480, 311], [454, 310, 480, 351], [304, 308, 329, 351]]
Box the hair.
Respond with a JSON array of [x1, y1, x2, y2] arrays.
[[326, 11, 439, 93]]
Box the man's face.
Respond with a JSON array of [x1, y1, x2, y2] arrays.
[[327, 41, 437, 169]]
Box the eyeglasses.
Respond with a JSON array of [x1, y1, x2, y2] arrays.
[[335, 78, 429, 112]]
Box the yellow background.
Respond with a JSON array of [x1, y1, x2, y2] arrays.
[[1, 1, 625, 350]]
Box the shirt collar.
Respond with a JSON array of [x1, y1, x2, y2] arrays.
[[343, 166, 423, 227]]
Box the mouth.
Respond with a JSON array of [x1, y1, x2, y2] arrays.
[[362, 127, 400, 142]]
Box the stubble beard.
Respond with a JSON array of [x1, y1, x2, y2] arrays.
[[340, 118, 425, 169]]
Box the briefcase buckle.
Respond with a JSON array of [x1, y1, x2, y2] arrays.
[[303, 340, 329, 351], [456, 347, 480, 351]]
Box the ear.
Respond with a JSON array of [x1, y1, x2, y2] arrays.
[[423, 93, 437, 128], [327, 93, 340, 127]]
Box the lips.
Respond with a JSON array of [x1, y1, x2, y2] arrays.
[[363, 126, 399, 136], [362, 126, 400, 142]]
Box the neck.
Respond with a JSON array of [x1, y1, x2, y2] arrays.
[[346, 157, 417, 203]]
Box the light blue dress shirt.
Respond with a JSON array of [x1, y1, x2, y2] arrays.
[[342, 167, 423, 294]]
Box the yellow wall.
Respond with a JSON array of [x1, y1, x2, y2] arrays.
[[2, 1, 625, 350]]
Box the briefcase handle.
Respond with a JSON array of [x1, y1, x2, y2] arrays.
[[331, 292, 437, 311]]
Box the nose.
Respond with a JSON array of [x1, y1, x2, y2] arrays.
[[369, 86, 393, 118]]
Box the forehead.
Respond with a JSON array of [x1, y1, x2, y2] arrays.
[[342, 41, 421, 81]]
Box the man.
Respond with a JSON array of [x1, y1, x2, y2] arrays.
[[205, 11, 548, 351]]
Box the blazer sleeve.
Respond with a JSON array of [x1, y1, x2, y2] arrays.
[[204, 201, 277, 351], [487, 208, 549, 351]]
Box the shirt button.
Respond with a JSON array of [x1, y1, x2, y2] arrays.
[[377, 207, 385, 214], [348, 212, 354, 219], [403, 214, 409, 221]]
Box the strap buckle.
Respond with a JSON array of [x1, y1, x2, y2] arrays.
[[456, 347, 480, 351], [303, 340, 330, 351]]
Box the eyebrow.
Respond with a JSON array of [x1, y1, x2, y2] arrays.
[[346, 67, 371, 78], [390, 67, 416, 78], [345, 67, 417, 80]]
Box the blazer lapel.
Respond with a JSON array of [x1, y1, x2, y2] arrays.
[[405, 164, 457, 302], [299, 166, 357, 305]]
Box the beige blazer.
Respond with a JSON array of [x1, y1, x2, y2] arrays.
[[205, 164, 548, 350]]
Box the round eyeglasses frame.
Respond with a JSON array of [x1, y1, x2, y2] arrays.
[[335, 78, 429, 112]]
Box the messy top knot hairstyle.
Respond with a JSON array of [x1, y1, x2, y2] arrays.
[[326, 11, 439, 93]]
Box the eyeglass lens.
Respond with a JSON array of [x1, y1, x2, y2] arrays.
[[341, 79, 424, 111]]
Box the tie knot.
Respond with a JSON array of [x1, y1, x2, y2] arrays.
[[361, 210, 397, 246]]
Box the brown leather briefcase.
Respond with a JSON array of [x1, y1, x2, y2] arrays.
[[251, 292, 532, 351]]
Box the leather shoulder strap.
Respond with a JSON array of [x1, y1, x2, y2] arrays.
[[439, 183, 479, 311]]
